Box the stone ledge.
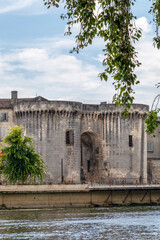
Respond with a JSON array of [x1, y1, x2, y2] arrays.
[[0, 184, 160, 193], [0, 184, 88, 192]]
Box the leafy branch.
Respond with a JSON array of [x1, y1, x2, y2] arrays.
[[43, 0, 160, 111]]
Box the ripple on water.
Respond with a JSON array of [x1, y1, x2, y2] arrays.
[[0, 206, 160, 240]]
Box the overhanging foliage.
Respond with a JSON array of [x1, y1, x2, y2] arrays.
[[43, 0, 160, 111]]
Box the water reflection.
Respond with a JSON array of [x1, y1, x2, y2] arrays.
[[0, 206, 160, 240]]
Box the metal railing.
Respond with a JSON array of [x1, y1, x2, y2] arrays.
[[0, 174, 160, 186], [88, 177, 160, 187]]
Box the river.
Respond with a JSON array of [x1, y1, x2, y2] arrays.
[[0, 206, 159, 240]]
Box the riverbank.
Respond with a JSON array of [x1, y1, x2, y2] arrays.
[[0, 185, 159, 209]]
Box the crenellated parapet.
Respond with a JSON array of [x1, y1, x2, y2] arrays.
[[14, 98, 149, 121]]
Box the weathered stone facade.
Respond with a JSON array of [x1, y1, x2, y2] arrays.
[[0, 91, 159, 184], [147, 119, 160, 183]]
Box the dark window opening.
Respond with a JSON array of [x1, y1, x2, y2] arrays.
[[66, 130, 74, 145], [129, 135, 133, 147], [0, 112, 8, 122], [87, 160, 90, 172], [3, 113, 7, 121], [66, 131, 70, 144]]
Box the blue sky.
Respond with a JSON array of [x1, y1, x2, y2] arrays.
[[0, 0, 160, 108]]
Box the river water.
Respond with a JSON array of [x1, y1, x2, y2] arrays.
[[0, 206, 159, 240]]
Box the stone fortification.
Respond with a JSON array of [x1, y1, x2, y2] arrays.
[[2, 91, 160, 184], [12, 93, 149, 184]]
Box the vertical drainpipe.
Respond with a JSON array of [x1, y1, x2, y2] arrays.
[[61, 158, 64, 184]]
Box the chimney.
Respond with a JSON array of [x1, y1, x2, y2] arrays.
[[11, 91, 18, 101]]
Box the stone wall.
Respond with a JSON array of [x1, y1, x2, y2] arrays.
[[0, 185, 160, 209], [0, 109, 15, 148], [14, 98, 149, 184], [148, 159, 160, 182], [147, 120, 160, 182]]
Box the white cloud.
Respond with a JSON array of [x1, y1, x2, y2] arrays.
[[64, 23, 81, 36], [94, 54, 104, 63], [0, 15, 159, 108], [135, 17, 152, 33], [132, 22, 160, 107], [92, 17, 160, 107], [0, 45, 114, 103], [135, 36, 160, 87], [0, 0, 39, 14]]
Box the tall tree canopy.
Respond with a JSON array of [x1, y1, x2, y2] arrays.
[[0, 126, 46, 184], [43, 0, 160, 111]]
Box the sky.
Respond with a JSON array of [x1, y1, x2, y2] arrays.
[[0, 0, 160, 108]]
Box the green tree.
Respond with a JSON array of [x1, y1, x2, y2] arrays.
[[145, 94, 160, 135], [0, 126, 46, 184], [43, 0, 160, 112]]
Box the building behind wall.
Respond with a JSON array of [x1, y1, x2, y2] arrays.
[[0, 91, 159, 184], [147, 118, 160, 183]]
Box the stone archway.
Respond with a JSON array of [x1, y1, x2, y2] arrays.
[[80, 131, 100, 183]]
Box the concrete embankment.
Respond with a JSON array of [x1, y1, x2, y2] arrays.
[[0, 185, 160, 209]]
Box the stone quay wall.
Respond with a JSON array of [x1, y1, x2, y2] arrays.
[[0, 185, 159, 209]]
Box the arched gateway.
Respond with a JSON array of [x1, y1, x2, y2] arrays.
[[81, 131, 101, 183]]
